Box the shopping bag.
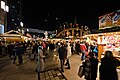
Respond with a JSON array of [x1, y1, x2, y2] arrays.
[[53, 55, 60, 64], [85, 51, 89, 56], [78, 65, 84, 78]]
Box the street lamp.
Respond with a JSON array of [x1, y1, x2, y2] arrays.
[[20, 22, 24, 34], [20, 22, 23, 27]]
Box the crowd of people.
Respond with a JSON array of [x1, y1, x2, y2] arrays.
[[0, 39, 120, 80]]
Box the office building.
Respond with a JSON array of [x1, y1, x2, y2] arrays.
[[0, 0, 8, 34], [7, 0, 21, 31]]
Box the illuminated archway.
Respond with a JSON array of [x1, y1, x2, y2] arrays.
[[56, 28, 90, 38]]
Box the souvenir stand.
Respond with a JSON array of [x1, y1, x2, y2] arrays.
[[84, 31, 120, 61], [97, 9, 120, 61]]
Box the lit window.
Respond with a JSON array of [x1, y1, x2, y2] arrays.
[[12, 6, 15, 8], [15, 23, 17, 25], [1, 1, 5, 11], [12, 19, 14, 21]]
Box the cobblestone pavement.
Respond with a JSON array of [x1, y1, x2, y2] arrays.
[[40, 68, 67, 80]]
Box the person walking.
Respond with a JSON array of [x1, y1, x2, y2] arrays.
[[26, 43, 33, 61], [65, 42, 71, 69], [99, 50, 120, 80], [35, 45, 45, 73], [80, 42, 87, 60], [16, 43, 24, 66], [58, 43, 67, 72], [83, 52, 99, 80]]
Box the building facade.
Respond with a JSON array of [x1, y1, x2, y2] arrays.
[[7, 0, 21, 31], [0, 0, 7, 34]]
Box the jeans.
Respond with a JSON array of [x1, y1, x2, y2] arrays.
[[81, 51, 86, 60]]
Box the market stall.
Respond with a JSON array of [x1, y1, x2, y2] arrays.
[[84, 31, 120, 61], [0, 30, 24, 43]]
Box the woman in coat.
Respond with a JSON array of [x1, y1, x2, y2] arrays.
[[99, 50, 120, 80]]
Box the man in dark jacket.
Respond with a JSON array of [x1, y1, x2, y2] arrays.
[[83, 52, 99, 80], [58, 43, 67, 72], [99, 51, 120, 80]]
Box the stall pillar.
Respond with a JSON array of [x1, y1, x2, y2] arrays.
[[98, 44, 103, 61], [98, 35, 103, 61]]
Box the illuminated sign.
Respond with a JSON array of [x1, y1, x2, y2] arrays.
[[0, 24, 4, 34], [99, 9, 120, 29]]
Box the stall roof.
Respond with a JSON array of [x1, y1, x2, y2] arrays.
[[96, 26, 120, 33], [4, 30, 22, 35]]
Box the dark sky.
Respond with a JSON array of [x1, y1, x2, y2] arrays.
[[22, 0, 120, 31]]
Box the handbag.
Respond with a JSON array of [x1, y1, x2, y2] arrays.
[[78, 65, 84, 78], [93, 46, 98, 53]]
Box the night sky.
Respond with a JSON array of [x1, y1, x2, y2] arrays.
[[22, 0, 120, 31]]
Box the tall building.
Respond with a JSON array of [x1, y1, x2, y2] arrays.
[[0, 0, 8, 34], [7, 0, 21, 31]]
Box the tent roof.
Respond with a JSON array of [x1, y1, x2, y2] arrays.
[[4, 30, 22, 35]]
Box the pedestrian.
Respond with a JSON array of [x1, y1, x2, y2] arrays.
[[80, 42, 87, 60], [35, 45, 45, 73], [12, 42, 18, 64], [75, 41, 80, 55], [64, 42, 71, 69], [99, 50, 120, 80], [39, 46, 45, 71], [26, 43, 33, 61], [83, 52, 99, 80], [58, 43, 67, 72], [16, 43, 24, 66]]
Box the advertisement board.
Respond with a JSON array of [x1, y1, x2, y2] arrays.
[[99, 9, 120, 29], [0, 24, 4, 34]]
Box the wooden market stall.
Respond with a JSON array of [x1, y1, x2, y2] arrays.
[[84, 30, 120, 61], [0, 30, 24, 43], [85, 9, 120, 61]]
